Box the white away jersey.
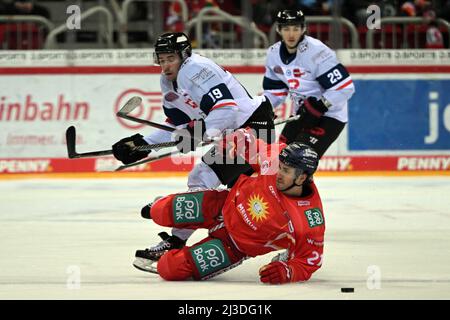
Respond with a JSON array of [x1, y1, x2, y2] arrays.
[[144, 53, 264, 145], [263, 36, 355, 122]]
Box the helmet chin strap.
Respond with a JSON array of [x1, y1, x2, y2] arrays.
[[280, 182, 302, 193], [279, 176, 303, 193]]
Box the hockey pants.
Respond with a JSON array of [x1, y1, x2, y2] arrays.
[[150, 190, 247, 281]]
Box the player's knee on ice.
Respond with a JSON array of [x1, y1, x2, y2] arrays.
[[157, 248, 192, 281]]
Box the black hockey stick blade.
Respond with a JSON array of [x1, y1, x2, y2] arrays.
[[65, 126, 113, 159], [66, 126, 78, 158]]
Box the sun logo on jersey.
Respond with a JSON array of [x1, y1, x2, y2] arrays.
[[247, 194, 269, 222]]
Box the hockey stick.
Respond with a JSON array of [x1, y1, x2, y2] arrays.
[[66, 126, 113, 158], [114, 149, 180, 171], [116, 96, 176, 132], [65, 125, 179, 159], [117, 115, 303, 154], [111, 115, 303, 170], [65, 125, 178, 171], [119, 95, 300, 129], [274, 114, 300, 125], [66, 113, 301, 159], [65, 97, 175, 159], [65, 125, 178, 170]]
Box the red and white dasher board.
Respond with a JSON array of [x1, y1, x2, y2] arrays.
[[0, 49, 449, 173]]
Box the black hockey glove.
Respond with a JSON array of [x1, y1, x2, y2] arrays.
[[112, 133, 150, 165], [174, 119, 206, 154], [298, 96, 330, 129], [279, 118, 302, 145]]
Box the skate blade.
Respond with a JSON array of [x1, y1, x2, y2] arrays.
[[133, 257, 159, 274]]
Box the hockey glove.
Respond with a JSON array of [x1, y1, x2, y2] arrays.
[[279, 119, 302, 145], [259, 261, 291, 284], [174, 119, 206, 154], [112, 133, 150, 165], [298, 96, 330, 129]]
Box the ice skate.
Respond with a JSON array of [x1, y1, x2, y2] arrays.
[[132, 231, 186, 273]]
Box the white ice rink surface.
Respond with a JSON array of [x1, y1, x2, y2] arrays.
[[1, 175, 449, 300]]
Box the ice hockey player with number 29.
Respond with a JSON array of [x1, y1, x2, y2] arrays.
[[264, 9, 355, 157], [133, 128, 325, 284]]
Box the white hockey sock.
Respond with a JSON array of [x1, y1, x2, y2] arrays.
[[172, 228, 195, 241]]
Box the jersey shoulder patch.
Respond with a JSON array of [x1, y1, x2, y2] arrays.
[[268, 42, 281, 53], [305, 37, 335, 64], [179, 59, 218, 88]]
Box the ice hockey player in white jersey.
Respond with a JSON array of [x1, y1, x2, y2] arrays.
[[111, 32, 274, 272], [264, 9, 355, 158]]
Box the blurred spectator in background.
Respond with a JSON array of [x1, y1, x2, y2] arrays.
[[343, 0, 398, 26], [201, 0, 221, 48], [399, 1, 417, 16], [178, 0, 221, 48], [423, 6, 444, 48], [0, 0, 50, 19], [399, 0, 438, 18], [400, 0, 444, 48], [319, 0, 333, 15], [253, 0, 279, 32], [165, 1, 184, 32]]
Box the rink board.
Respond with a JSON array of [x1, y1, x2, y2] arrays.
[[0, 50, 449, 174], [1, 155, 450, 173]]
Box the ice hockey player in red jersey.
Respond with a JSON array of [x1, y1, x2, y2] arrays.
[[133, 128, 325, 283]]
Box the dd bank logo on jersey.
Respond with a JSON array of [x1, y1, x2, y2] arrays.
[[114, 89, 163, 129], [172, 193, 204, 224], [190, 239, 231, 278], [304, 208, 324, 228]]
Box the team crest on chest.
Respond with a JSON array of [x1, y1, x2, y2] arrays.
[[298, 41, 308, 52], [293, 68, 305, 78], [273, 65, 284, 75], [247, 194, 269, 222], [165, 92, 179, 101]]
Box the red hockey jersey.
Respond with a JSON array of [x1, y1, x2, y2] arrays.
[[222, 140, 325, 281]]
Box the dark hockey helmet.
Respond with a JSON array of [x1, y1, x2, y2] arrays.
[[154, 32, 192, 64], [276, 10, 305, 28], [279, 142, 319, 178]]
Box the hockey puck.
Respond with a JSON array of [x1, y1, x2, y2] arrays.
[[341, 287, 354, 293]]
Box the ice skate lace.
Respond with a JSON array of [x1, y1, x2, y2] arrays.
[[146, 240, 171, 253]]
